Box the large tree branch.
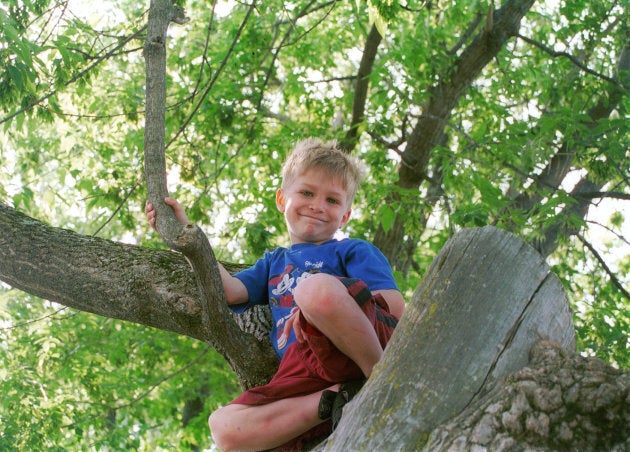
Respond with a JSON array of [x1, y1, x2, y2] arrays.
[[398, 0, 536, 189], [513, 43, 629, 214], [508, 40, 630, 253], [0, 202, 278, 388], [374, 0, 535, 266], [0, 202, 203, 338], [532, 176, 603, 258], [342, 24, 383, 151]]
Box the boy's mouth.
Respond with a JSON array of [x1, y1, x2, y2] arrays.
[[300, 213, 327, 223]]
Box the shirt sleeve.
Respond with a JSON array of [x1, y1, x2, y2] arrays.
[[230, 253, 272, 313], [342, 240, 399, 291]]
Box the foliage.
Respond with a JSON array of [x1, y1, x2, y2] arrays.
[[0, 289, 240, 450], [0, 0, 628, 447]]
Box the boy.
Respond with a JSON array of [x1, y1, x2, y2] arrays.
[[146, 138, 405, 450]]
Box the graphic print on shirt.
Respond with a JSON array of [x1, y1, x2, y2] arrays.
[[269, 264, 316, 351]]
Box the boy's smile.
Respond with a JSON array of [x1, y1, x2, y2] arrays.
[[276, 168, 352, 245]]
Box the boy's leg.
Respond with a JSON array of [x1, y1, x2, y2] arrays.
[[208, 275, 395, 450], [209, 387, 334, 451], [294, 273, 384, 378]]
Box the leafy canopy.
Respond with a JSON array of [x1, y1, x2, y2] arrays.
[[1, 0, 628, 448]]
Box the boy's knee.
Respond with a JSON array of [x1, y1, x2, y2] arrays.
[[294, 273, 346, 315], [208, 408, 239, 451]]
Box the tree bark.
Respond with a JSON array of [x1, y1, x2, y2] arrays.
[[425, 340, 630, 450], [342, 24, 382, 152]]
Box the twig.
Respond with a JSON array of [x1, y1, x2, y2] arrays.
[[577, 234, 630, 301], [517, 33, 620, 86]]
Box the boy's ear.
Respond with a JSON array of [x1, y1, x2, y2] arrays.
[[275, 189, 285, 213], [340, 208, 352, 228]]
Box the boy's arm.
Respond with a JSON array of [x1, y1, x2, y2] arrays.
[[218, 264, 249, 305], [146, 198, 249, 305], [373, 289, 405, 320]]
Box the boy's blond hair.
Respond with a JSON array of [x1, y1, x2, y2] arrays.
[[281, 138, 365, 204]]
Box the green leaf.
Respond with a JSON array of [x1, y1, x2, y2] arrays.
[[378, 204, 396, 233]]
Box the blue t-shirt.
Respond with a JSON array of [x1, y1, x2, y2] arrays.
[[232, 238, 398, 358]]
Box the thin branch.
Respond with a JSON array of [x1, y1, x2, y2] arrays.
[[0, 306, 69, 330], [167, 1, 257, 148], [578, 191, 630, 201], [59, 346, 212, 431], [114, 347, 211, 410], [577, 234, 630, 302], [91, 180, 142, 237], [586, 219, 630, 246], [0, 25, 147, 126], [517, 33, 620, 87]]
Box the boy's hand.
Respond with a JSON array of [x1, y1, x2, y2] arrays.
[[280, 307, 305, 345], [291, 308, 305, 342], [145, 197, 189, 231]]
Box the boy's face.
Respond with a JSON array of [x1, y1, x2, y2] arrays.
[[276, 168, 352, 245]]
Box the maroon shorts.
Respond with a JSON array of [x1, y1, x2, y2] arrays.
[[230, 277, 398, 406]]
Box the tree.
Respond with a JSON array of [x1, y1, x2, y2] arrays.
[[1, 0, 628, 448]]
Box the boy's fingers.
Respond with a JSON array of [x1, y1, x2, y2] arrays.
[[293, 321, 304, 342], [290, 310, 304, 342]]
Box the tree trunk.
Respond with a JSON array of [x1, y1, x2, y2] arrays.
[[426, 340, 630, 450], [321, 226, 576, 449]]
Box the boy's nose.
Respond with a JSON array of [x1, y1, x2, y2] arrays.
[[310, 198, 325, 212]]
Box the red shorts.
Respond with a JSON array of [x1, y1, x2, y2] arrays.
[[230, 277, 398, 406]]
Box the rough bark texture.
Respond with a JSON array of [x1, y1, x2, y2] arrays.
[[426, 341, 630, 451]]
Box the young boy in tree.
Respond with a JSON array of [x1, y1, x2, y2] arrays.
[[146, 138, 405, 450]]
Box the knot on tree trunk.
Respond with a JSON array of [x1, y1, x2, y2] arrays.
[[427, 340, 630, 450]]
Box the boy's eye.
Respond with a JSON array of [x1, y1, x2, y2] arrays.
[[327, 198, 340, 205], [300, 190, 313, 197]]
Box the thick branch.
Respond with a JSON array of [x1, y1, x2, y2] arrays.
[[0, 202, 204, 339], [375, 0, 535, 266], [0, 202, 278, 388], [511, 39, 629, 217], [399, 0, 536, 189], [143, 0, 180, 239], [533, 176, 603, 258], [342, 24, 382, 151], [169, 224, 279, 389]]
